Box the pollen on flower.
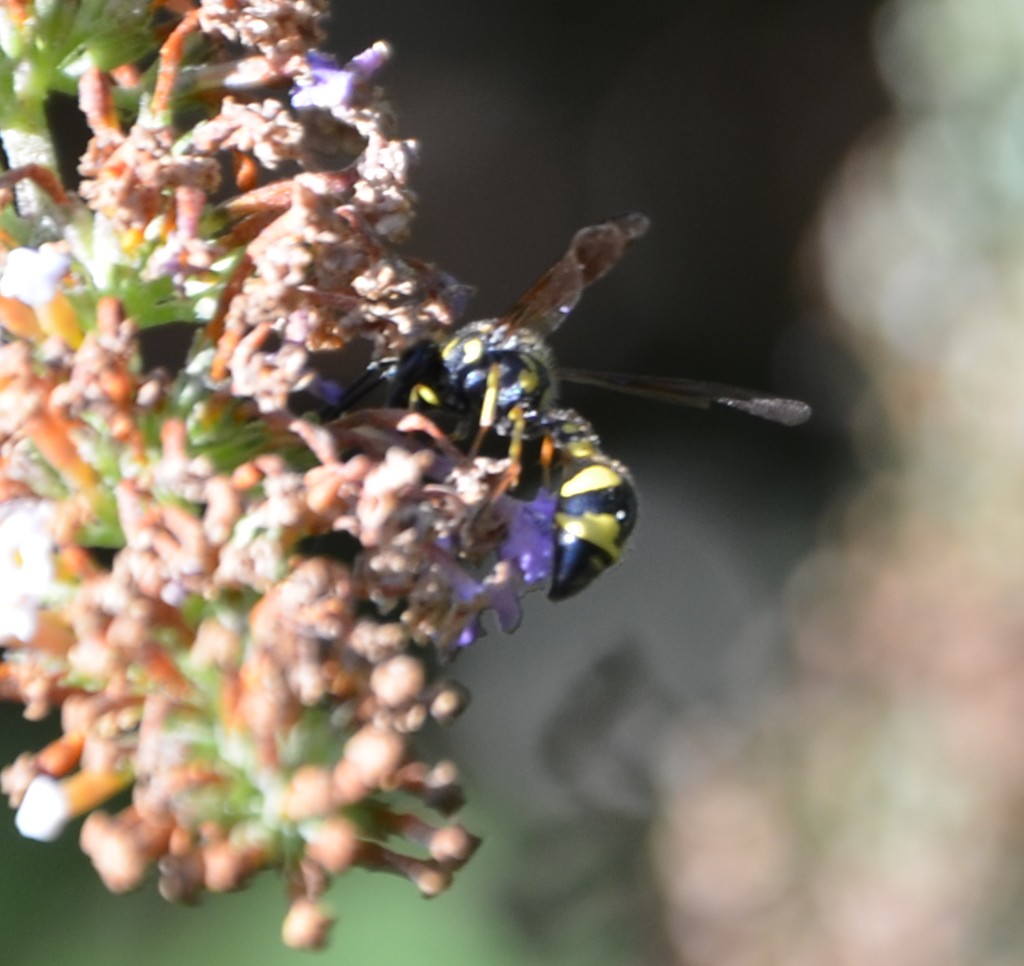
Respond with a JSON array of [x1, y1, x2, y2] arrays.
[[0, 247, 71, 307], [14, 775, 69, 842], [0, 499, 57, 644]]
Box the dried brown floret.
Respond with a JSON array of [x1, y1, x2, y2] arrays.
[[198, 0, 327, 59], [190, 97, 305, 170], [0, 0, 562, 950]]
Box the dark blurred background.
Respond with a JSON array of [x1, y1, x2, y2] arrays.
[[3, 1, 887, 963], [327, 0, 881, 739], [323, 1, 885, 962]]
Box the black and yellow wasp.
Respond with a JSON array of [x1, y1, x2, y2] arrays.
[[328, 213, 811, 599]]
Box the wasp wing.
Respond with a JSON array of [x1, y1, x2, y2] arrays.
[[501, 213, 650, 337], [557, 368, 812, 427]]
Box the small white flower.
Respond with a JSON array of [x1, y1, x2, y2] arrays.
[[0, 499, 57, 643], [15, 775, 70, 841], [0, 246, 71, 307]]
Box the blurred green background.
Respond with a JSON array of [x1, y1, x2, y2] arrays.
[[20, 0, 1024, 962]]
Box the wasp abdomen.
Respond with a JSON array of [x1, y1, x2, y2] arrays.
[[550, 459, 638, 600]]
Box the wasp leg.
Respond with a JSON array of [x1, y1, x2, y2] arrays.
[[468, 362, 503, 457], [540, 432, 556, 492], [410, 382, 443, 410], [483, 400, 527, 498], [316, 363, 390, 421], [502, 405, 526, 490]]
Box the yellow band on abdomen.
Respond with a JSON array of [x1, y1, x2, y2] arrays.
[[555, 511, 623, 559], [559, 463, 624, 499]]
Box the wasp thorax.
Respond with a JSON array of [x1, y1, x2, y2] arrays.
[[439, 321, 557, 434]]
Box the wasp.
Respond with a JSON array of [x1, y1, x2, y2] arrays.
[[326, 213, 811, 599]]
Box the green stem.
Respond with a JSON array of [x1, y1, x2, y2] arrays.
[[0, 8, 61, 232], [1, 118, 61, 233]]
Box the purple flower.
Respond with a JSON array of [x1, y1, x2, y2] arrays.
[[442, 549, 524, 648], [449, 490, 556, 648], [452, 578, 522, 649], [292, 43, 392, 113], [499, 489, 556, 586], [482, 576, 522, 633], [456, 615, 482, 648]]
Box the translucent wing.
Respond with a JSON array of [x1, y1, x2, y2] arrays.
[[501, 213, 650, 337], [557, 368, 812, 427]]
